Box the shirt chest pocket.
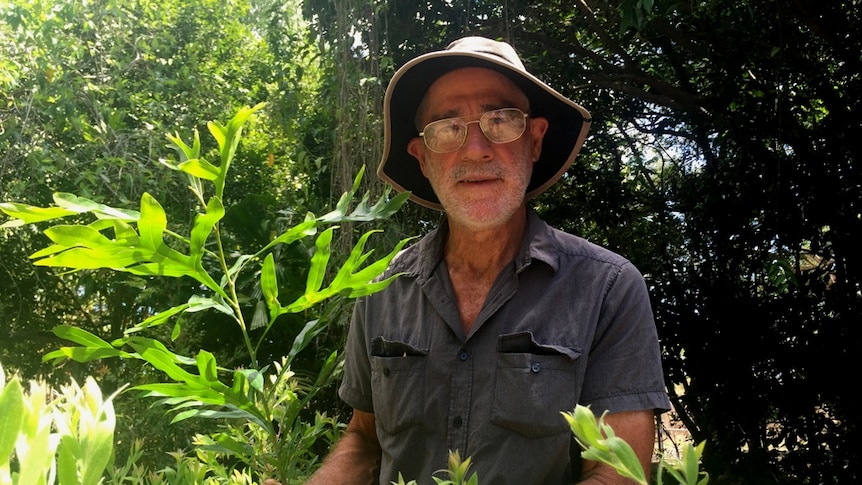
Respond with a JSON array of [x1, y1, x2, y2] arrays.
[[370, 337, 428, 434], [491, 333, 582, 439]]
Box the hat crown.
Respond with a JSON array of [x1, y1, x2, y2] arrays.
[[445, 37, 526, 71]]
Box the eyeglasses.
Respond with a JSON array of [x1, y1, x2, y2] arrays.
[[419, 108, 529, 153]]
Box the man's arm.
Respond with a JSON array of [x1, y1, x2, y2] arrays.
[[305, 409, 381, 485], [577, 409, 657, 485]]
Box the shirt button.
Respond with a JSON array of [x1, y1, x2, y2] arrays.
[[531, 362, 541, 373], [459, 352, 469, 361], [453, 416, 463, 428], [383, 367, 390, 376]]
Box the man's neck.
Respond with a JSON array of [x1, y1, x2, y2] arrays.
[[443, 207, 527, 278]]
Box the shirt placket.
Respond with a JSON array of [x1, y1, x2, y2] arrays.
[[446, 345, 473, 454]]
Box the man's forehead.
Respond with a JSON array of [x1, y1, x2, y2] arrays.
[[421, 67, 529, 118]]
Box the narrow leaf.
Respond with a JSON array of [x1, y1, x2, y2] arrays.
[[34, 247, 155, 269], [54, 193, 139, 221], [0, 202, 77, 226], [260, 253, 280, 317], [125, 303, 190, 334], [52, 325, 115, 349], [306, 227, 335, 294]]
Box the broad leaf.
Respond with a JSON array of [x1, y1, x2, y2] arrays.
[[138, 193, 167, 250], [178, 158, 220, 180]]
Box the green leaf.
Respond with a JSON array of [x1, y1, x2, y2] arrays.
[[0, 202, 77, 226], [124, 337, 196, 365], [111, 219, 139, 240], [314, 350, 340, 387], [57, 434, 81, 485], [138, 193, 167, 250], [234, 368, 265, 394], [602, 436, 647, 482], [126, 303, 191, 334], [286, 319, 326, 362], [126, 341, 199, 383], [185, 295, 234, 316], [306, 227, 335, 294], [42, 224, 121, 249], [178, 158, 220, 180], [189, 196, 224, 263], [166, 129, 201, 163], [329, 229, 379, 290], [54, 193, 139, 221], [196, 350, 220, 383], [33, 247, 155, 269], [0, 193, 139, 228], [52, 325, 115, 349], [212, 433, 254, 456], [208, 103, 266, 198], [0, 374, 25, 462], [261, 217, 317, 252], [261, 253, 280, 318], [43, 347, 128, 364]]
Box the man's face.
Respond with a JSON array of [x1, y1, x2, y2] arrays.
[[407, 67, 548, 231]]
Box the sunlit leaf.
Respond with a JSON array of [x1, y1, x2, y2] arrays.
[[260, 253, 280, 319], [178, 158, 220, 180], [54, 193, 139, 221], [33, 247, 154, 269], [306, 227, 335, 294], [0, 202, 77, 226], [0, 375, 25, 461], [126, 304, 191, 334], [43, 224, 118, 249], [189, 196, 224, 262], [138, 193, 167, 250]]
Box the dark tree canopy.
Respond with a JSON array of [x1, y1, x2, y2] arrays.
[[318, 0, 860, 483]]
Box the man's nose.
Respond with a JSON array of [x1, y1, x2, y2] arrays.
[[461, 121, 493, 155]]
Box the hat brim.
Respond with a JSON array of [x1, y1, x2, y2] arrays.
[[378, 50, 592, 211]]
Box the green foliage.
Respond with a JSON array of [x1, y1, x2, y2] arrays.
[[393, 450, 478, 485], [1, 105, 412, 482], [564, 405, 708, 485], [0, 362, 121, 485]]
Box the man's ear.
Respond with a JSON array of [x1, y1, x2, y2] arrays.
[[407, 137, 430, 176], [528, 117, 549, 162]]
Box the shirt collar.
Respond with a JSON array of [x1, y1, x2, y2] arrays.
[[390, 209, 561, 284]]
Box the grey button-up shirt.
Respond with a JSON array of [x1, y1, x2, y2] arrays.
[[339, 210, 671, 484]]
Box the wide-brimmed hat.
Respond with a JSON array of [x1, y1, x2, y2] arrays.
[[377, 36, 592, 210]]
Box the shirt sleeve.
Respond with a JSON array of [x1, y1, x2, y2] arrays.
[[579, 261, 672, 415], [338, 296, 376, 412]]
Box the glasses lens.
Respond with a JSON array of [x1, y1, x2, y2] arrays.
[[479, 108, 527, 144], [421, 108, 527, 153], [423, 118, 467, 152]]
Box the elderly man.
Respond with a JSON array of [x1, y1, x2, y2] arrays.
[[303, 36, 670, 485]]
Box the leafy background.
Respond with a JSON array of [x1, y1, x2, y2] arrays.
[[2, 0, 860, 483]]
